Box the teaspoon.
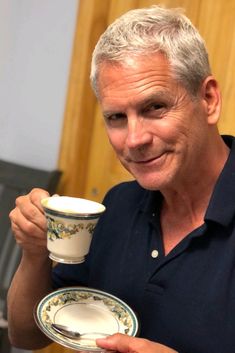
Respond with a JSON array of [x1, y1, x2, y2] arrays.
[[51, 323, 110, 340]]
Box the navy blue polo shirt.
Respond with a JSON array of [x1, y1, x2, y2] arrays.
[[52, 135, 235, 353]]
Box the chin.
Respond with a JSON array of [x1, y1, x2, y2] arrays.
[[137, 182, 161, 191], [133, 176, 163, 191], [133, 170, 174, 191], [124, 163, 173, 190]]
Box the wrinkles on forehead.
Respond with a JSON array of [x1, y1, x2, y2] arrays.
[[98, 62, 175, 106], [97, 53, 172, 92]]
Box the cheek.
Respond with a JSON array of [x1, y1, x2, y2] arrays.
[[151, 119, 187, 145], [106, 130, 126, 154], [159, 109, 199, 140]]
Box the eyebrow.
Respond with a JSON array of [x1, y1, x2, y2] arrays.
[[102, 91, 172, 117], [136, 91, 171, 107]]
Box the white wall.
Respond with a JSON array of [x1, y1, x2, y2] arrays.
[[0, 0, 79, 171]]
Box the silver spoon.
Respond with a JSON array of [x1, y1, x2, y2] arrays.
[[51, 323, 110, 340]]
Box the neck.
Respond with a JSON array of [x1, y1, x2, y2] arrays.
[[160, 134, 229, 254]]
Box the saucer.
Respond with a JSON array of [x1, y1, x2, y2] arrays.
[[34, 287, 139, 352]]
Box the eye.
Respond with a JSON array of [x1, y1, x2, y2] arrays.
[[104, 112, 127, 127], [143, 102, 166, 118], [150, 103, 165, 110]]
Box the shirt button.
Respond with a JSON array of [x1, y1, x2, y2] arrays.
[[151, 249, 159, 258]]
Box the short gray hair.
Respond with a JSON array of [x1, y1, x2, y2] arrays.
[[90, 5, 211, 97]]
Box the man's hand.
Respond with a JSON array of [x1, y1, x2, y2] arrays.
[[96, 333, 178, 353], [9, 188, 50, 256]]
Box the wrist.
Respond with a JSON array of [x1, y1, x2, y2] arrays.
[[21, 249, 52, 268]]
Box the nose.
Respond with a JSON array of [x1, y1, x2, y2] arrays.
[[126, 117, 152, 149]]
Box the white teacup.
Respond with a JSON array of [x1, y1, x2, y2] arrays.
[[41, 196, 106, 264]]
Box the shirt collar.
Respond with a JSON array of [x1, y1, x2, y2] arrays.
[[205, 135, 235, 227]]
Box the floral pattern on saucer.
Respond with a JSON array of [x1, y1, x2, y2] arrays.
[[34, 287, 139, 352]]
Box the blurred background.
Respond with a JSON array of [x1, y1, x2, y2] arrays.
[[1, 0, 235, 353], [0, 0, 78, 171]]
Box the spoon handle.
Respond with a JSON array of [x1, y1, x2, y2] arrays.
[[51, 323, 109, 340]]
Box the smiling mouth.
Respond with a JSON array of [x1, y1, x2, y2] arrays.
[[135, 157, 158, 164], [131, 153, 166, 165]]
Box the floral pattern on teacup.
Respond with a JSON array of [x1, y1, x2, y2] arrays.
[[46, 216, 96, 241]]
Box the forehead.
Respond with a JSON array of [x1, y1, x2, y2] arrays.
[[97, 53, 179, 107]]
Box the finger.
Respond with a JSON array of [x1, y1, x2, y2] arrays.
[[11, 218, 46, 242], [96, 334, 178, 353], [14, 226, 47, 247], [28, 188, 50, 213], [10, 207, 46, 237], [13, 194, 48, 232], [12, 222, 47, 256], [96, 334, 143, 353]]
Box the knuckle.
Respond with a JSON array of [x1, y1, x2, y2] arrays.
[[10, 220, 18, 231], [30, 188, 49, 203], [9, 209, 15, 220], [15, 195, 40, 222], [9, 208, 21, 225], [15, 194, 27, 207], [30, 187, 42, 198]]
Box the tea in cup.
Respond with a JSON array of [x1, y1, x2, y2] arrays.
[[41, 196, 106, 264]]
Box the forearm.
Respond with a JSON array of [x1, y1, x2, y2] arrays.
[[7, 252, 53, 349]]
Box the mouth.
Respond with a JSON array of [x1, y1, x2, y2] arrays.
[[135, 157, 159, 164], [129, 153, 166, 166]]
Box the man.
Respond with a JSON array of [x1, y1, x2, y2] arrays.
[[7, 5, 234, 353]]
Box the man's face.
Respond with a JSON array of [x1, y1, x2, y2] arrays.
[[97, 54, 210, 191]]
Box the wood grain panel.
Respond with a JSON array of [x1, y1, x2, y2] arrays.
[[108, 0, 139, 22], [197, 0, 235, 134], [57, 0, 110, 198], [138, 0, 201, 24]]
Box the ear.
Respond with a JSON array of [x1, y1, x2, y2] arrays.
[[200, 76, 221, 125]]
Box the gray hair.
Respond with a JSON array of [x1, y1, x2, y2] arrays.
[[90, 5, 211, 97]]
